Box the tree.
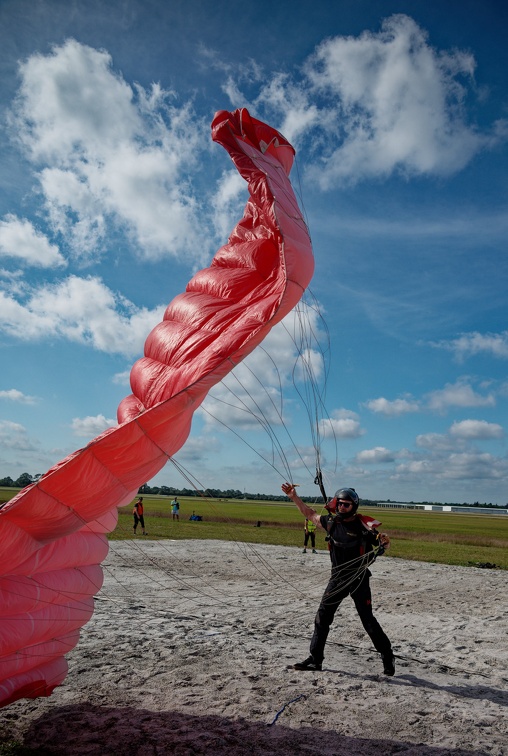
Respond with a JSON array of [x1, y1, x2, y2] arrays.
[[14, 472, 33, 488]]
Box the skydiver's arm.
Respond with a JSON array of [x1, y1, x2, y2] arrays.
[[281, 483, 323, 529]]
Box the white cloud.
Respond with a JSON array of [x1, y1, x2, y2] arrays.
[[431, 331, 508, 361], [173, 435, 221, 463], [416, 432, 455, 451], [0, 420, 37, 451], [0, 275, 165, 357], [10, 39, 210, 264], [449, 419, 504, 440], [0, 215, 66, 268], [0, 389, 37, 404], [70, 414, 117, 437], [112, 370, 131, 386], [425, 379, 495, 413], [210, 169, 247, 241], [438, 452, 507, 481], [301, 14, 506, 187], [364, 396, 419, 416], [254, 73, 321, 147], [355, 446, 395, 464], [318, 408, 365, 439]]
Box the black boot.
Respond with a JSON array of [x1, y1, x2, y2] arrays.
[[294, 655, 322, 671], [382, 652, 395, 676]]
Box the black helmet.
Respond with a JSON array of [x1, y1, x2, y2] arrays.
[[334, 487, 359, 515]]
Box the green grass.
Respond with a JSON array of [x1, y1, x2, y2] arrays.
[[112, 495, 508, 569], [2, 488, 507, 569]]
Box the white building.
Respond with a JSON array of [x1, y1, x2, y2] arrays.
[[375, 502, 508, 515]]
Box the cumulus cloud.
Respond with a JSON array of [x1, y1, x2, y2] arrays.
[[416, 432, 456, 451], [243, 14, 506, 188], [0, 215, 66, 268], [173, 435, 221, 463], [254, 72, 321, 147], [431, 331, 508, 361], [302, 14, 505, 187], [112, 370, 131, 386], [0, 420, 37, 451], [0, 275, 165, 357], [364, 396, 420, 416], [425, 378, 495, 413], [210, 170, 247, 242], [355, 446, 396, 464], [449, 419, 504, 440], [394, 428, 508, 492], [437, 452, 506, 481], [10, 39, 209, 264], [0, 389, 37, 404], [70, 414, 117, 437], [416, 419, 503, 451], [318, 408, 365, 439]]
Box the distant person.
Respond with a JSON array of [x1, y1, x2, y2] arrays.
[[303, 518, 317, 553], [171, 497, 180, 520], [282, 482, 394, 676], [132, 497, 147, 535]]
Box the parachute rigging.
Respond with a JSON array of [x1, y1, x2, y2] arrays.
[[0, 108, 314, 708]]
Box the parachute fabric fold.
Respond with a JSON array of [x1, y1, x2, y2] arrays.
[[0, 107, 314, 707]]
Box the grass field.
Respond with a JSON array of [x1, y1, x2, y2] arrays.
[[1, 488, 507, 569], [114, 495, 508, 569]]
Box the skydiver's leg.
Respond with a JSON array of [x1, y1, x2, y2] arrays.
[[133, 514, 139, 533], [352, 574, 393, 660], [309, 576, 348, 665]]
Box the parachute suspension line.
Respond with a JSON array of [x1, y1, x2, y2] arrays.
[[211, 346, 323, 482], [167, 456, 313, 596], [103, 515, 238, 608], [279, 291, 337, 502], [238, 349, 324, 482], [290, 152, 332, 499], [206, 369, 294, 482], [292, 154, 312, 240], [199, 404, 291, 482]]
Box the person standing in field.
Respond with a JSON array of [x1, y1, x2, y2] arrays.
[[282, 482, 394, 676], [132, 497, 147, 535], [303, 518, 317, 553], [171, 497, 180, 521]]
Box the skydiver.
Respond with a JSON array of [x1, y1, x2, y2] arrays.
[[282, 482, 395, 676]]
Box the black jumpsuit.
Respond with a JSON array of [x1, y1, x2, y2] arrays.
[[309, 514, 392, 665]]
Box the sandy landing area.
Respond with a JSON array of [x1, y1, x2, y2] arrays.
[[0, 538, 507, 755]]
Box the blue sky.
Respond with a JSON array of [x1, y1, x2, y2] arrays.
[[0, 0, 507, 504]]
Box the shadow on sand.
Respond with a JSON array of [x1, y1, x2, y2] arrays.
[[3, 703, 489, 755]]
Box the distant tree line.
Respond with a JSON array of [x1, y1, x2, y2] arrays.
[[0, 473, 40, 489], [0, 473, 505, 507], [137, 483, 323, 503]]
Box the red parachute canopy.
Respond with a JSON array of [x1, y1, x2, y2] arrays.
[[0, 108, 314, 707]]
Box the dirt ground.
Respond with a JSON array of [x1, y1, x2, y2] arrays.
[[1, 539, 506, 755]]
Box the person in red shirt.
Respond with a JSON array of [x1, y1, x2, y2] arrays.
[[133, 497, 147, 535]]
